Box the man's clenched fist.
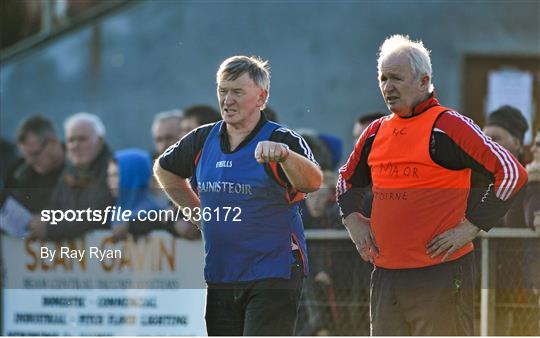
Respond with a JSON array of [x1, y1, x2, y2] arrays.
[[254, 141, 290, 163]]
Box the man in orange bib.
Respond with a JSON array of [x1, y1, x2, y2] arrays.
[[337, 35, 528, 335]]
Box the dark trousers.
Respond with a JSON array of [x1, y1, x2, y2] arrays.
[[370, 252, 475, 336], [205, 256, 304, 336]]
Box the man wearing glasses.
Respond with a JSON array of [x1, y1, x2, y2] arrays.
[[4, 115, 65, 213]]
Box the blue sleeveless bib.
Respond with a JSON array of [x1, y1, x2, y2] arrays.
[[196, 120, 308, 283]]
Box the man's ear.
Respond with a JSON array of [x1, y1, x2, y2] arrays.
[[420, 75, 430, 90], [257, 90, 268, 107]]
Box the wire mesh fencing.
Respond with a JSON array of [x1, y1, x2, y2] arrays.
[[491, 237, 540, 336], [296, 239, 371, 336], [298, 230, 540, 336]]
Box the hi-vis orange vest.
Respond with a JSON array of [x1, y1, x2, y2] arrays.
[[368, 105, 473, 269]]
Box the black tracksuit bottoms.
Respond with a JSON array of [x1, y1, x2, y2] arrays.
[[370, 252, 475, 336]]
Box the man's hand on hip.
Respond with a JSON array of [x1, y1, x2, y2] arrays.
[[343, 212, 379, 263], [254, 141, 290, 163], [427, 218, 480, 262]]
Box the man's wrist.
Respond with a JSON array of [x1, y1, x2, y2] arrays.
[[278, 143, 290, 162], [463, 218, 481, 237]]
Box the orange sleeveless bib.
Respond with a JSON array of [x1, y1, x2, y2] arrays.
[[368, 106, 473, 268]]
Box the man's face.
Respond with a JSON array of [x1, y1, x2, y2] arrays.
[[217, 72, 266, 127], [66, 121, 103, 168], [107, 161, 119, 198], [18, 133, 57, 174], [180, 117, 200, 137], [152, 118, 183, 155], [483, 125, 521, 157], [379, 53, 427, 117]]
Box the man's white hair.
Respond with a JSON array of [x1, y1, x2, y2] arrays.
[[64, 112, 106, 138], [152, 109, 183, 127], [377, 34, 434, 93]]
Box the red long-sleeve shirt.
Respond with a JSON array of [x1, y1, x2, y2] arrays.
[[337, 96, 528, 232]]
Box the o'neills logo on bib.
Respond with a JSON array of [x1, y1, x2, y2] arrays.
[[198, 181, 253, 195], [216, 160, 233, 168]]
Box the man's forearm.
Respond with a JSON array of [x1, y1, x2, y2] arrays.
[[279, 151, 322, 193], [153, 162, 200, 216], [343, 212, 378, 262]]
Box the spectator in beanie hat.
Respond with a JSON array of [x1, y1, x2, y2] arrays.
[[484, 105, 528, 161]]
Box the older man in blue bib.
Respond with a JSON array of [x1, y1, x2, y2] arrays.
[[154, 55, 322, 336]]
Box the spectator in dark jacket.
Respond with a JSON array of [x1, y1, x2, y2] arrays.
[[4, 115, 65, 212], [28, 113, 114, 240]]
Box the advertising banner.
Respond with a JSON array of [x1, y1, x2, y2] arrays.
[[1, 230, 207, 336]]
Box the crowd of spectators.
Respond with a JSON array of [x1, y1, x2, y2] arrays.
[[0, 106, 222, 242]]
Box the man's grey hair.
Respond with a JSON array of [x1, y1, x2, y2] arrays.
[[377, 34, 434, 93], [152, 109, 183, 127], [63, 112, 106, 138], [216, 55, 271, 109]]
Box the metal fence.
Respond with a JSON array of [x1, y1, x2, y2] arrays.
[[298, 228, 540, 336]]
